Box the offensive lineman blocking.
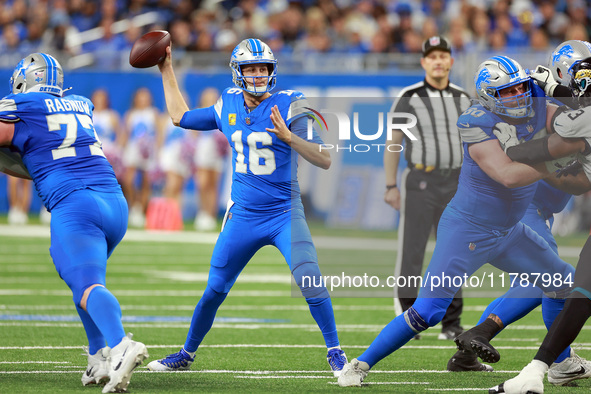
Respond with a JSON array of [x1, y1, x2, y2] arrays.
[[338, 56, 576, 387], [0, 53, 148, 393]]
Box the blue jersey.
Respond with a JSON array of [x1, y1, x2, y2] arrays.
[[181, 88, 322, 212], [450, 85, 548, 229], [0, 92, 120, 210], [531, 181, 572, 219]]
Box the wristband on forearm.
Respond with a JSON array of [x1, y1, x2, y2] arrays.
[[506, 135, 553, 164]]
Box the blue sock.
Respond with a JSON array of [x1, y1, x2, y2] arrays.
[[76, 304, 106, 355], [85, 286, 125, 348], [542, 296, 570, 363], [306, 297, 339, 348], [185, 286, 227, 352], [358, 314, 416, 367]]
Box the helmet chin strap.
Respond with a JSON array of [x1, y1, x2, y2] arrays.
[[244, 81, 268, 96]]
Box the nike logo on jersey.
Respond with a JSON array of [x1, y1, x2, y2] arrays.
[[114, 348, 128, 371], [85, 366, 94, 376], [459, 122, 470, 127]]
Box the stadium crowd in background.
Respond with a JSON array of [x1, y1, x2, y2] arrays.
[[0, 0, 589, 62], [2, 0, 591, 232]]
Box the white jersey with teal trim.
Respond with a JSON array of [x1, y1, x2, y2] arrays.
[[552, 106, 591, 182]]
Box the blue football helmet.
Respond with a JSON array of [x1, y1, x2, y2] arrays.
[[474, 56, 533, 119], [10, 53, 64, 96], [229, 38, 277, 96], [548, 40, 591, 85]]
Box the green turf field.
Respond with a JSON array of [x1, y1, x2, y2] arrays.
[[0, 224, 590, 393]]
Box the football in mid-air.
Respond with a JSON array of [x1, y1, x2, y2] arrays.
[[0, 147, 31, 179], [129, 30, 171, 68]]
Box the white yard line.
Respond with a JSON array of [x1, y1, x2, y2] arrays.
[[425, 388, 491, 391], [0, 361, 70, 364], [1, 343, 588, 351], [0, 304, 499, 312], [0, 369, 520, 375], [0, 224, 582, 257]]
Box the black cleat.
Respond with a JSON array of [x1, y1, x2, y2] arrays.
[[489, 383, 541, 394], [447, 350, 493, 372], [489, 383, 504, 394], [455, 330, 500, 363], [470, 336, 501, 363]]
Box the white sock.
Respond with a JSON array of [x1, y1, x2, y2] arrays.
[[183, 347, 196, 358]]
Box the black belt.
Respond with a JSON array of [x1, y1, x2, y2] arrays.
[[413, 164, 460, 177]]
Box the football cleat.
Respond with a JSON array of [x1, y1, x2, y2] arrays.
[[447, 349, 493, 372], [548, 349, 591, 386], [337, 358, 370, 387], [455, 329, 500, 363], [327, 348, 348, 377], [81, 346, 110, 386], [146, 348, 194, 371], [102, 333, 148, 393], [489, 360, 545, 394], [438, 325, 464, 341]]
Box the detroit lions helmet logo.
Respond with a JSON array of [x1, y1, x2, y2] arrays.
[[552, 44, 574, 66], [475, 67, 491, 91]]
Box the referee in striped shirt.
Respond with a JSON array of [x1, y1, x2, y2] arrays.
[[384, 36, 471, 341]]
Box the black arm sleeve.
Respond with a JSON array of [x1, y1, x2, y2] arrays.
[[551, 85, 578, 109], [505, 135, 553, 164]]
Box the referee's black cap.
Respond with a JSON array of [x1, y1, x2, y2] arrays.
[[422, 36, 451, 57]]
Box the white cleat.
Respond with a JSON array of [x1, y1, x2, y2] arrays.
[[146, 348, 194, 371], [489, 360, 545, 394], [548, 349, 591, 386], [102, 333, 149, 393], [81, 346, 110, 386], [337, 358, 370, 387]]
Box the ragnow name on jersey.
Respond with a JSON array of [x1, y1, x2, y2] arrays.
[[0, 92, 120, 211]]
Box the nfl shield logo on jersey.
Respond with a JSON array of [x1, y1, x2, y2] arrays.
[[245, 117, 251, 125], [526, 124, 534, 133], [469, 242, 476, 251]]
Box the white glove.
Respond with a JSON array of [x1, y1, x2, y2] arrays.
[[493, 122, 520, 152], [530, 65, 558, 96]]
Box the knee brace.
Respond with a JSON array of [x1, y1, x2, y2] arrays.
[[404, 307, 429, 333], [60, 265, 106, 307], [292, 262, 329, 299]]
